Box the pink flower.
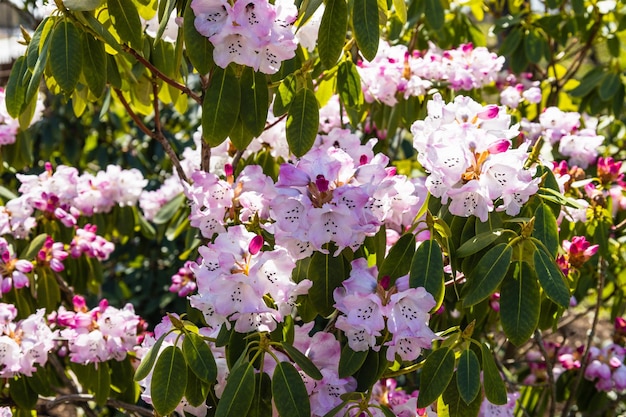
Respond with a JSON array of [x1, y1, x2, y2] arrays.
[[562, 236, 599, 269]]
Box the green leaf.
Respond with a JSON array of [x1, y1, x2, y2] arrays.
[[456, 349, 481, 405], [463, 243, 512, 307], [182, 331, 218, 383], [93, 361, 111, 406], [273, 74, 297, 117], [599, 72, 621, 101], [151, 346, 188, 416], [36, 269, 61, 313], [49, 20, 83, 94], [307, 250, 345, 317], [240, 67, 269, 137], [215, 362, 256, 417], [5, 56, 28, 118], [82, 34, 107, 98], [337, 60, 363, 108], [272, 362, 311, 417], [498, 26, 522, 55], [134, 332, 168, 381], [202, 66, 241, 146], [456, 229, 504, 258], [567, 67, 605, 97], [392, 0, 407, 23], [379, 232, 416, 283], [107, 0, 143, 49], [81, 11, 122, 53], [417, 347, 456, 408], [280, 342, 323, 380], [27, 367, 54, 397], [501, 261, 540, 346], [183, 4, 214, 74], [25, 23, 52, 112], [534, 247, 570, 308], [19, 233, 47, 261], [480, 343, 507, 405], [338, 344, 368, 378], [524, 29, 546, 63], [409, 238, 444, 308], [27, 17, 52, 70], [152, 193, 185, 225], [10, 376, 37, 409], [318, 0, 348, 69], [286, 87, 319, 157], [532, 204, 558, 257], [185, 368, 210, 407], [354, 347, 387, 392], [439, 378, 482, 417], [424, 0, 445, 30], [352, 0, 379, 61], [248, 372, 273, 417]]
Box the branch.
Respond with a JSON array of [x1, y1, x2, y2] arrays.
[[121, 44, 202, 105], [40, 393, 154, 417], [113, 88, 189, 184]]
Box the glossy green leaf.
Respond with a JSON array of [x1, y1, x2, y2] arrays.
[[532, 204, 559, 257], [36, 270, 61, 313], [202, 66, 241, 146], [439, 378, 482, 417], [215, 361, 256, 417], [24, 23, 52, 113], [481, 343, 507, 405], [273, 74, 297, 117], [110, 357, 134, 392], [456, 349, 481, 404], [107, 0, 142, 49], [318, 0, 348, 69], [509, 41, 528, 73], [355, 347, 387, 392], [240, 67, 269, 137], [272, 362, 311, 417], [49, 20, 83, 94], [337, 60, 363, 108], [10, 377, 37, 409], [151, 346, 187, 416], [409, 238, 444, 308], [81, 12, 121, 53], [185, 368, 210, 407], [379, 232, 416, 282], [501, 261, 540, 346], [352, 0, 379, 61], [152, 39, 176, 79], [463, 243, 512, 308], [82, 34, 107, 98], [281, 342, 323, 380], [182, 331, 218, 383], [286, 87, 319, 157], [424, 0, 445, 30], [524, 29, 546, 63], [228, 116, 255, 151], [307, 250, 345, 316], [94, 361, 111, 406], [567, 68, 604, 97], [599, 72, 621, 101], [417, 347, 456, 408], [5, 56, 28, 118], [534, 248, 570, 308], [26, 17, 51, 70], [498, 26, 522, 55], [152, 193, 185, 225], [134, 332, 168, 381], [338, 344, 368, 378], [247, 372, 272, 417], [456, 229, 504, 258], [183, 4, 214, 74], [392, 0, 407, 23]]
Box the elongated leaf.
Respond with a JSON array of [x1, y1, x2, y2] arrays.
[[281, 342, 323, 380], [409, 238, 444, 307], [524, 29, 546, 63], [27, 366, 54, 397], [337, 60, 363, 108], [286, 88, 319, 157], [107, 0, 142, 49], [215, 362, 256, 417], [183, 3, 214, 74], [151, 346, 187, 416], [352, 0, 379, 61], [82, 35, 107, 98], [481, 343, 507, 405], [392, 0, 407, 23], [27, 17, 51, 70], [424, 0, 444, 30], [438, 378, 482, 417], [247, 372, 272, 417], [463, 243, 512, 307], [94, 361, 111, 406], [240, 67, 269, 137], [10, 377, 37, 409], [379, 233, 416, 282], [456, 229, 504, 258], [417, 347, 456, 408], [272, 362, 311, 417], [532, 204, 558, 257], [24, 20, 52, 108], [134, 332, 168, 381], [501, 261, 540, 346], [182, 331, 217, 383], [5, 56, 28, 119], [599, 72, 621, 101], [307, 250, 345, 316], [567, 67, 605, 97], [153, 192, 185, 225], [338, 344, 368, 378], [318, 0, 348, 69], [273, 74, 297, 116], [354, 347, 387, 392], [456, 349, 481, 404], [49, 20, 83, 94], [37, 270, 61, 312], [82, 11, 122, 53], [185, 368, 210, 407], [534, 248, 570, 308], [202, 66, 241, 146]]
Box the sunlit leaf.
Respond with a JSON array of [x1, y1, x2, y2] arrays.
[[318, 0, 348, 69], [151, 346, 187, 416], [286, 87, 319, 157], [352, 0, 379, 61], [462, 243, 512, 307], [202, 66, 241, 146]]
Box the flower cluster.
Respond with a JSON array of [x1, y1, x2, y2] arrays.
[[556, 236, 599, 275], [191, 0, 298, 74], [0, 304, 56, 378], [357, 42, 504, 106], [584, 343, 626, 392], [411, 93, 539, 221], [51, 296, 145, 364], [0, 237, 33, 293], [497, 72, 543, 109], [69, 224, 115, 261], [333, 259, 437, 361]]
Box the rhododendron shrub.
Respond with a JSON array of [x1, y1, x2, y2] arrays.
[[0, 0, 625, 416]]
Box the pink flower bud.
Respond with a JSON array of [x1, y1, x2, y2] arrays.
[[477, 105, 499, 120], [248, 235, 264, 255], [487, 139, 511, 154], [225, 163, 234, 177]]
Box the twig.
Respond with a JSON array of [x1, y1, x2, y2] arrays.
[[231, 149, 245, 174], [201, 140, 211, 173], [560, 257, 606, 417], [113, 88, 189, 184], [47, 356, 98, 417], [121, 44, 202, 105]]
